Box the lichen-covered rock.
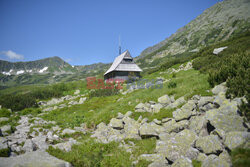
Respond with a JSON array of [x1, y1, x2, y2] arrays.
[[53, 138, 78, 152], [172, 157, 192, 167], [156, 129, 198, 162], [224, 131, 250, 150], [173, 108, 193, 121], [0, 125, 11, 133], [139, 122, 164, 137], [135, 103, 149, 112], [32, 136, 48, 150], [0, 150, 71, 167], [123, 117, 141, 139], [61, 128, 76, 135], [162, 119, 189, 133], [148, 161, 169, 167], [22, 139, 35, 152], [189, 116, 208, 136], [165, 97, 186, 109], [139, 154, 166, 163], [205, 109, 247, 133], [202, 154, 231, 167], [109, 118, 124, 129], [195, 135, 223, 154], [151, 103, 163, 113], [212, 82, 227, 95], [196, 153, 207, 162], [158, 95, 172, 105], [0, 137, 8, 150], [0, 117, 9, 123]]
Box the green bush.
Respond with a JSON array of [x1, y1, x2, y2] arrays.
[[193, 31, 250, 120], [168, 81, 177, 88], [0, 148, 10, 157], [231, 147, 250, 167], [89, 89, 119, 98], [0, 94, 38, 111]]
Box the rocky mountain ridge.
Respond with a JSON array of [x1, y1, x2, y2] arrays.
[[136, 0, 250, 67]]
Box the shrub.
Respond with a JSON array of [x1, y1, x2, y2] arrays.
[[0, 148, 10, 157], [168, 81, 177, 88], [231, 147, 250, 167], [88, 89, 119, 98]]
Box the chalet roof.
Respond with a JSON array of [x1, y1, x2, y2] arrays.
[[104, 50, 142, 75]]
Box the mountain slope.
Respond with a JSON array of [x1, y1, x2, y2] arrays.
[[136, 0, 250, 68], [0, 56, 75, 75]]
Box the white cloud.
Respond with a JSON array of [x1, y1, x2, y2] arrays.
[[1, 50, 24, 60]]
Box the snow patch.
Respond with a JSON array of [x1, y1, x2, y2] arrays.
[[27, 70, 32, 73], [39, 67, 48, 73], [2, 69, 13, 75], [213, 46, 228, 55], [16, 70, 25, 75]]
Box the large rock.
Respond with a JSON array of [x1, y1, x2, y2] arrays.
[[0, 125, 11, 133], [205, 109, 247, 133], [53, 138, 77, 152], [156, 129, 198, 162], [173, 109, 192, 121], [151, 103, 163, 113], [172, 157, 192, 167], [189, 116, 208, 136], [22, 139, 35, 152], [123, 117, 141, 139], [195, 135, 223, 154], [158, 95, 172, 105], [224, 131, 250, 150], [78, 97, 87, 104], [202, 154, 231, 167], [32, 136, 48, 150], [166, 97, 186, 109], [139, 154, 166, 163], [61, 128, 76, 135], [212, 82, 227, 95], [0, 150, 71, 167], [162, 119, 189, 133], [109, 118, 124, 129], [139, 122, 164, 138], [135, 103, 150, 112], [0, 117, 9, 123], [0, 137, 8, 150]]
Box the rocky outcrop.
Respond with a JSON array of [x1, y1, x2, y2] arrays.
[[0, 151, 71, 167], [91, 82, 249, 166]]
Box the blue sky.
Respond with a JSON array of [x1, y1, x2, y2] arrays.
[[0, 0, 221, 65]]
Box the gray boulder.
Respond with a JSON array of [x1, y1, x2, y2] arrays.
[[172, 157, 192, 167], [195, 135, 223, 154], [0, 137, 8, 150], [205, 109, 247, 133], [109, 118, 124, 129], [224, 131, 250, 150], [202, 154, 231, 167], [61, 128, 76, 135], [156, 129, 198, 162], [139, 122, 164, 137], [189, 116, 208, 136], [32, 136, 48, 150], [78, 97, 87, 104], [22, 139, 35, 152], [212, 82, 227, 95], [158, 95, 172, 105], [123, 117, 141, 139], [53, 138, 77, 152], [0, 125, 11, 133], [0, 117, 9, 123], [0, 150, 71, 167]]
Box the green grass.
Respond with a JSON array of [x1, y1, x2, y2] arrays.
[[47, 135, 132, 167], [0, 108, 20, 131], [192, 160, 202, 167], [231, 148, 250, 167], [41, 69, 211, 128]]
